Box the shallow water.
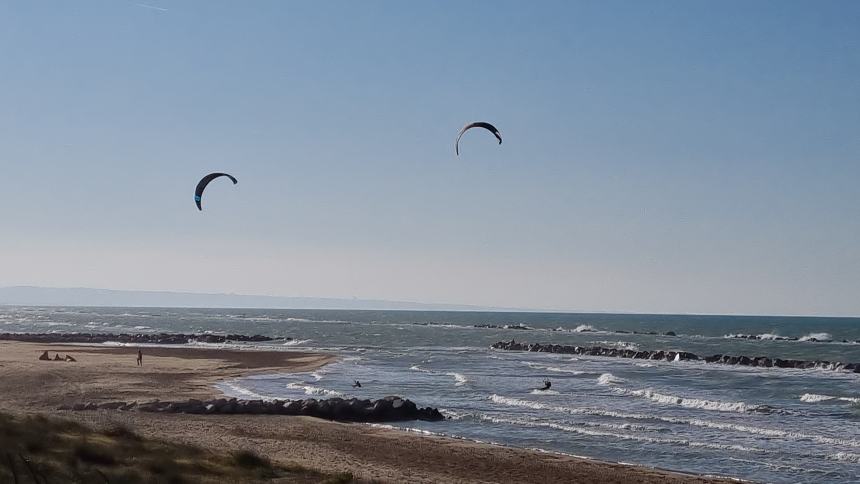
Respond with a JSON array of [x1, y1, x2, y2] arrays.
[[4, 306, 860, 483]]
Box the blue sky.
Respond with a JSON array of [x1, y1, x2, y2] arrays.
[[1, 1, 858, 315]]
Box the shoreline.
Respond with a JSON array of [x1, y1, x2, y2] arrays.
[[0, 340, 732, 483]]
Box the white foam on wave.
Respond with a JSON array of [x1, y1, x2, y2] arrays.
[[488, 394, 860, 448], [282, 339, 312, 346], [592, 340, 640, 351], [597, 373, 624, 385], [546, 366, 584, 375], [573, 324, 598, 333], [445, 372, 469, 386], [475, 413, 666, 433], [217, 381, 274, 401], [367, 423, 440, 436], [481, 414, 768, 454], [799, 332, 833, 342], [756, 332, 783, 340], [524, 362, 584, 375], [285, 382, 344, 398], [800, 393, 860, 404], [310, 372, 324, 381], [529, 389, 560, 395], [409, 365, 431, 373], [828, 452, 860, 463], [614, 387, 766, 413], [724, 332, 788, 341]]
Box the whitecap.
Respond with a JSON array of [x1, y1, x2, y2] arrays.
[[800, 393, 860, 404], [445, 372, 469, 386], [546, 367, 584, 375], [285, 382, 344, 398], [488, 395, 860, 448], [479, 414, 769, 454], [217, 382, 275, 401], [614, 387, 768, 413], [799, 332, 833, 342], [282, 339, 312, 346], [828, 452, 860, 463], [529, 389, 560, 395], [597, 373, 624, 385]]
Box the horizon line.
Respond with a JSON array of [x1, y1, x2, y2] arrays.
[[1, 285, 858, 319]]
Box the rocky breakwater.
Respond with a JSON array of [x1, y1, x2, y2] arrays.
[[61, 396, 444, 422], [474, 324, 532, 330], [491, 340, 860, 373], [0, 332, 280, 345]]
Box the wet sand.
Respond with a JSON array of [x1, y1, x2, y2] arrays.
[[0, 341, 733, 483]]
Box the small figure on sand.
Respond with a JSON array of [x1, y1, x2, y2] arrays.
[[352, 380, 362, 388], [137, 349, 143, 366], [537, 379, 551, 391]]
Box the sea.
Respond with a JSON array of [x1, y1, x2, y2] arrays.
[[3, 306, 860, 483]]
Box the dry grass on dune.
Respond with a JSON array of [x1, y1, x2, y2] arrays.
[[0, 412, 353, 484]]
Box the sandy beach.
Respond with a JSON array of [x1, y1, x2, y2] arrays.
[[0, 341, 732, 483]]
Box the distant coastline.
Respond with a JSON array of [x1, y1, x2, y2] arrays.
[[1, 286, 858, 318], [0, 285, 517, 312]]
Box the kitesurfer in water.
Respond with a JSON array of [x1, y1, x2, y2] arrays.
[[352, 380, 362, 388], [537, 379, 551, 391]]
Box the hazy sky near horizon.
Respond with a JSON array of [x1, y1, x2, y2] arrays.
[[1, 1, 858, 316]]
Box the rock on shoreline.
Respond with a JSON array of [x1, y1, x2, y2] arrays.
[[60, 396, 444, 422], [0, 332, 279, 345], [491, 340, 860, 372]]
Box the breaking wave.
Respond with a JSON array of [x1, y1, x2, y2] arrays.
[[285, 382, 344, 398], [597, 373, 625, 385], [613, 388, 772, 414], [445, 372, 469, 386], [799, 332, 833, 342], [800, 393, 860, 404], [488, 395, 859, 448]]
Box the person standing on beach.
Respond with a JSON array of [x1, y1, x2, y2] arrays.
[[137, 349, 143, 366]]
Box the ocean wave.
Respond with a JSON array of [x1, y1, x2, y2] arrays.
[[799, 332, 832, 342], [217, 382, 275, 401], [475, 413, 666, 433], [480, 414, 768, 454], [409, 365, 431, 373], [573, 324, 598, 333], [523, 362, 584, 375], [800, 393, 860, 404], [282, 339, 312, 346], [529, 389, 560, 395], [488, 395, 860, 448], [724, 332, 843, 344], [445, 372, 469, 386], [591, 340, 640, 351], [614, 388, 771, 413], [827, 452, 860, 463], [597, 373, 624, 385], [546, 366, 584, 375], [285, 382, 344, 398], [725, 333, 792, 341]]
